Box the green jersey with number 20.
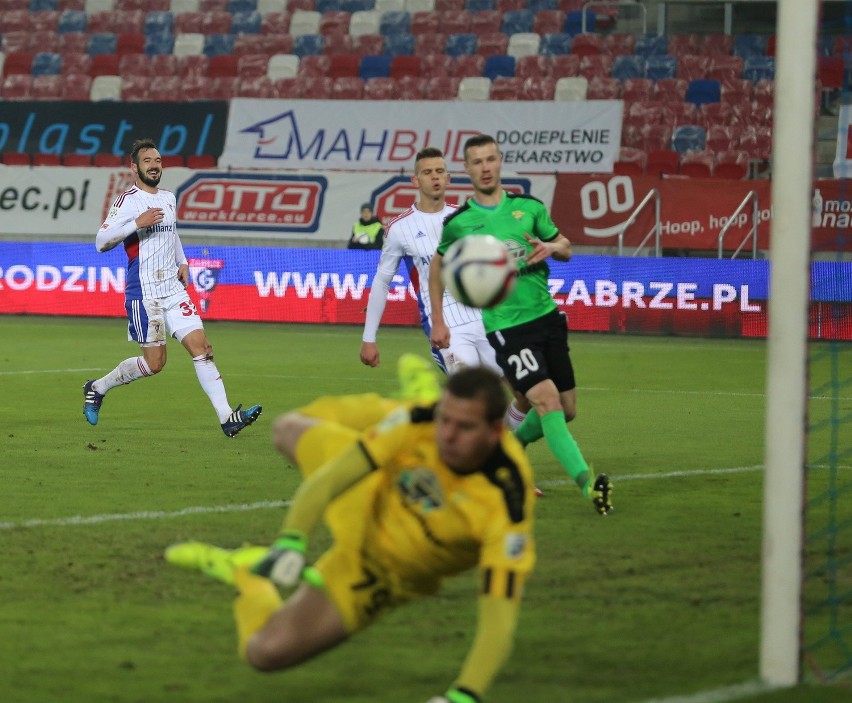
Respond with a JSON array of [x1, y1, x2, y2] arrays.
[[438, 191, 560, 333]]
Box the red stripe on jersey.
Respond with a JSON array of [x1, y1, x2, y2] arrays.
[[124, 232, 140, 261], [113, 187, 138, 208], [386, 206, 415, 232]]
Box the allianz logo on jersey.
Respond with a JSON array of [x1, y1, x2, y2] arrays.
[[370, 175, 532, 223], [146, 223, 173, 234]]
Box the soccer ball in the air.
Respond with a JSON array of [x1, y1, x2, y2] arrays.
[[441, 234, 517, 309]]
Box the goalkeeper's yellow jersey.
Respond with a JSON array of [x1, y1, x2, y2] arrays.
[[345, 405, 537, 598]]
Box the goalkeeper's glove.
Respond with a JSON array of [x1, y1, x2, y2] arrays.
[[583, 471, 614, 516], [251, 530, 309, 588], [425, 686, 482, 703]]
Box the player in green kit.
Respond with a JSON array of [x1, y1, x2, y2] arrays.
[[428, 134, 613, 515]]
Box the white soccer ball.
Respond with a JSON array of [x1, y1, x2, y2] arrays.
[[441, 234, 517, 309]]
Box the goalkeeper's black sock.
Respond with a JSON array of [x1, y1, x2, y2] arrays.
[[540, 410, 590, 489]]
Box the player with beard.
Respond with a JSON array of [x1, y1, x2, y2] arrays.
[[82, 138, 262, 437]]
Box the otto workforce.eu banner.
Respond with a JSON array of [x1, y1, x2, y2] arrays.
[[2, 243, 850, 340], [0, 102, 228, 158], [552, 174, 852, 252], [221, 99, 622, 173]]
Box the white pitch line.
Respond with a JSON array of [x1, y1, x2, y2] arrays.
[[0, 368, 103, 376], [637, 680, 774, 703]]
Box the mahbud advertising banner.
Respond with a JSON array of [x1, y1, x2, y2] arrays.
[[552, 174, 852, 252], [1, 243, 849, 340]]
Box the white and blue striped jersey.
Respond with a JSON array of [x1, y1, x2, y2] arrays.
[[363, 203, 482, 343], [96, 186, 186, 301]]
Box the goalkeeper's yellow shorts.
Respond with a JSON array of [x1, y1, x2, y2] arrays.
[[296, 393, 402, 432]]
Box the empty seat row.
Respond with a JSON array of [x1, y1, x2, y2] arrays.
[[614, 146, 758, 180], [0, 150, 217, 167]]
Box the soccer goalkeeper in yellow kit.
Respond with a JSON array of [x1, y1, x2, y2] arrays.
[[167, 361, 537, 703]]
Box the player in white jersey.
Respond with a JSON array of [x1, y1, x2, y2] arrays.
[[82, 138, 262, 438], [359, 147, 529, 430]]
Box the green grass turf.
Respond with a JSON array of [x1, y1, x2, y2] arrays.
[[0, 316, 848, 703]]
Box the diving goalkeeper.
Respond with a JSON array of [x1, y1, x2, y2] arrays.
[[167, 362, 537, 703]]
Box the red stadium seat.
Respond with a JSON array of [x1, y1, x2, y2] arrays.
[[2, 51, 33, 75], [621, 78, 653, 102], [585, 75, 619, 99], [331, 75, 364, 99], [702, 33, 733, 56], [571, 33, 603, 57], [440, 10, 471, 35], [179, 55, 210, 78], [235, 76, 275, 97], [353, 34, 385, 56], [273, 76, 303, 98], [61, 73, 91, 100], [653, 77, 688, 102], [489, 76, 521, 100], [679, 150, 715, 178], [515, 54, 549, 79], [390, 55, 422, 78], [424, 75, 460, 99], [453, 54, 485, 77], [31, 74, 63, 99], [550, 54, 579, 78], [119, 53, 152, 77], [661, 102, 698, 129], [707, 55, 743, 82], [614, 147, 647, 176], [646, 148, 679, 177], [414, 33, 447, 56], [364, 76, 396, 99], [324, 34, 355, 58], [477, 32, 509, 57], [578, 54, 613, 80], [520, 75, 555, 100], [603, 32, 635, 56], [120, 74, 151, 101], [89, 54, 120, 77], [174, 11, 204, 34], [471, 10, 502, 35], [298, 54, 331, 76], [713, 150, 749, 180], [160, 154, 185, 167], [237, 54, 269, 77], [320, 11, 350, 36], [532, 10, 564, 36], [1, 151, 31, 165], [207, 55, 239, 78], [396, 75, 425, 99], [410, 11, 440, 35], [705, 124, 736, 153], [32, 153, 62, 166], [1, 73, 32, 98], [676, 54, 710, 81], [300, 75, 333, 98], [186, 154, 217, 169], [642, 125, 674, 153], [147, 76, 182, 101], [63, 153, 92, 166], [261, 12, 290, 35], [668, 33, 701, 57], [421, 54, 454, 76], [93, 153, 123, 167], [328, 54, 360, 78], [201, 11, 232, 34]]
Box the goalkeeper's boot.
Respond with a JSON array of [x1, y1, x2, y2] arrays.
[[83, 380, 104, 426], [584, 472, 613, 516], [397, 353, 442, 403], [165, 541, 268, 585], [221, 404, 263, 437]]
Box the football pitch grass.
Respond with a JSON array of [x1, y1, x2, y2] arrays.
[[0, 315, 848, 703]]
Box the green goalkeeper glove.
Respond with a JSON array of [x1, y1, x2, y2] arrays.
[[251, 530, 310, 588], [425, 686, 482, 703], [583, 471, 614, 516]]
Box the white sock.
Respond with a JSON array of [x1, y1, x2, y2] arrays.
[[94, 357, 153, 394], [192, 353, 232, 422], [504, 401, 528, 432]]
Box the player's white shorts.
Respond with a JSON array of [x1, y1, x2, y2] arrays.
[[125, 290, 204, 347], [441, 318, 501, 376]]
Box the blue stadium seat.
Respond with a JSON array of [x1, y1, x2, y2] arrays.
[[733, 33, 768, 58], [565, 10, 594, 35], [30, 0, 57, 10], [294, 33, 326, 56], [501, 10, 533, 35], [743, 55, 775, 82], [671, 125, 706, 155], [144, 12, 173, 37], [383, 33, 415, 55], [465, 0, 495, 10], [145, 33, 175, 55], [204, 34, 236, 56], [343, 0, 374, 11], [359, 54, 392, 79], [527, 0, 556, 11], [445, 33, 477, 56], [644, 54, 676, 80], [634, 33, 667, 58], [32, 52, 62, 76], [228, 0, 258, 12], [539, 32, 571, 55], [316, 0, 345, 11], [87, 33, 116, 56], [685, 78, 720, 106], [231, 11, 262, 34], [57, 10, 86, 34], [611, 55, 645, 81], [483, 54, 514, 80], [380, 11, 411, 35]]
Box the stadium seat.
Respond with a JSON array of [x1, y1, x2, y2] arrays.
[[204, 33, 235, 55], [294, 33, 325, 55], [405, 0, 435, 10], [179, 73, 212, 99], [290, 9, 321, 35], [501, 8, 532, 34], [178, 54, 209, 76], [201, 10, 232, 34], [653, 77, 687, 101], [570, 32, 601, 56], [452, 53, 484, 77], [752, 78, 773, 109], [633, 32, 667, 58], [702, 33, 733, 56], [410, 10, 439, 35], [89, 74, 121, 100], [375, 0, 404, 9], [208, 75, 238, 99], [471, 9, 501, 34], [733, 33, 767, 59], [549, 53, 579, 77], [61, 72, 91, 99], [676, 54, 709, 81], [31, 73, 63, 98], [685, 78, 720, 106], [818, 55, 844, 91], [328, 52, 359, 76], [477, 32, 508, 56], [611, 55, 645, 81], [532, 9, 564, 36], [625, 100, 664, 130], [564, 9, 593, 35], [539, 31, 571, 55], [260, 11, 290, 34], [160, 154, 185, 167], [93, 152, 124, 167], [174, 11, 204, 33], [320, 10, 351, 36], [364, 75, 395, 98], [145, 10, 174, 36], [738, 125, 772, 161], [667, 33, 700, 57], [390, 53, 421, 77], [235, 74, 274, 96], [440, 9, 471, 34], [383, 32, 414, 55], [331, 74, 364, 97], [359, 53, 391, 79], [229, 0, 258, 11], [578, 54, 612, 80], [613, 146, 646, 176], [661, 101, 697, 128], [173, 32, 205, 55], [645, 148, 679, 177], [743, 55, 774, 82], [445, 32, 477, 56], [62, 152, 92, 166], [30, 10, 60, 32], [118, 53, 151, 77], [645, 54, 677, 81], [87, 32, 116, 55], [483, 53, 513, 79], [267, 52, 299, 79], [186, 153, 217, 168], [348, 9, 380, 35], [119, 72, 150, 100], [423, 74, 459, 98], [323, 33, 354, 55], [345, 0, 375, 10], [1, 150, 31, 165], [420, 52, 453, 75], [713, 149, 749, 179], [641, 124, 673, 152], [57, 9, 86, 33], [719, 78, 752, 105], [489, 75, 520, 99], [515, 54, 548, 78], [553, 74, 586, 100], [707, 55, 743, 82], [353, 33, 386, 55], [2, 50, 32, 74], [465, 0, 493, 10], [699, 102, 733, 129], [671, 124, 706, 154], [85, 10, 113, 33], [256, 34, 295, 55], [32, 152, 61, 166], [435, 0, 463, 9], [705, 124, 736, 153], [207, 53, 238, 76], [506, 31, 539, 58], [679, 149, 714, 177], [297, 53, 330, 75], [237, 53, 268, 76], [89, 53, 119, 76], [621, 77, 652, 102], [603, 31, 634, 56], [457, 75, 489, 99], [395, 74, 425, 98], [31, 51, 61, 75], [231, 10, 262, 33], [520, 74, 553, 99], [145, 32, 175, 54], [380, 10, 410, 35]]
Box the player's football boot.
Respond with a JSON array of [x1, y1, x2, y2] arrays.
[[83, 380, 104, 425], [221, 404, 263, 437], [165, 541, 267, 585], [585, 472, 613, 516], [397, 353, 442, 403], [534, 487, 544, 498]]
